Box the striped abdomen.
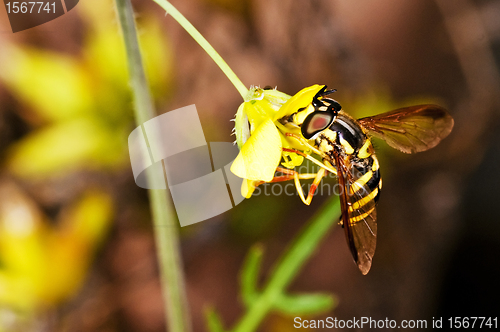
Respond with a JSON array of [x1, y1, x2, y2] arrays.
[[315, 112, 382, 225]]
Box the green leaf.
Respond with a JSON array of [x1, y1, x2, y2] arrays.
[[274, 293, 336, 315], [205, 307, 226, 332], [239, 244, 264, 307]]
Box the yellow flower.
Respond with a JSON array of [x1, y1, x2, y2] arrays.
[[231, 85, 326, 197]]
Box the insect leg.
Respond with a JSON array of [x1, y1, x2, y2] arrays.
[[282, 148, 337, 176], [267, 167, 326, 205], [265, 167, 319, 184], [276, 167, 318, 179], [306, 168, 326, 203], [285, 133, 324, 156], [294, 168, 327, 205]]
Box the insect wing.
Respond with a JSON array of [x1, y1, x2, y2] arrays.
[[358, 105, 454, 154], [333, 153, 378, 275]]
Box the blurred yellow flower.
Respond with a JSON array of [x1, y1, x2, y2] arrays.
[[0, 183, 113, 311], [0, 0, 173, 179]]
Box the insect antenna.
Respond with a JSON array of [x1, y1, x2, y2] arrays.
[[320, 88, 337, 96]]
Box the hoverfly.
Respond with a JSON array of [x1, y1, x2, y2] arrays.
[[233, 85, 454, 275]]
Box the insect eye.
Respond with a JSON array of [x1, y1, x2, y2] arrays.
[[301, 110, 335, 139]]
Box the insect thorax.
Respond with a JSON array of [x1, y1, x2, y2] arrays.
[[315, 112, 370, 160], [315, 112, 381, 202]]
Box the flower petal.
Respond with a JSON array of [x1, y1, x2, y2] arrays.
[[231, 118, 282, 182]]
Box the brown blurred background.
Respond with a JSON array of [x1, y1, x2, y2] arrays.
[[0, 0, 499, 331]]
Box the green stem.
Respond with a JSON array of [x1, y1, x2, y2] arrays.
[[115, 1, 192, 331], [232, 197, 340, 332], [151, 0, 248, 99]]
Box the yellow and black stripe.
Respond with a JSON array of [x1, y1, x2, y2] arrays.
[[313, 111, 381, 274], [314, 111, 382, 222], [292, 86, 453, 275]]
